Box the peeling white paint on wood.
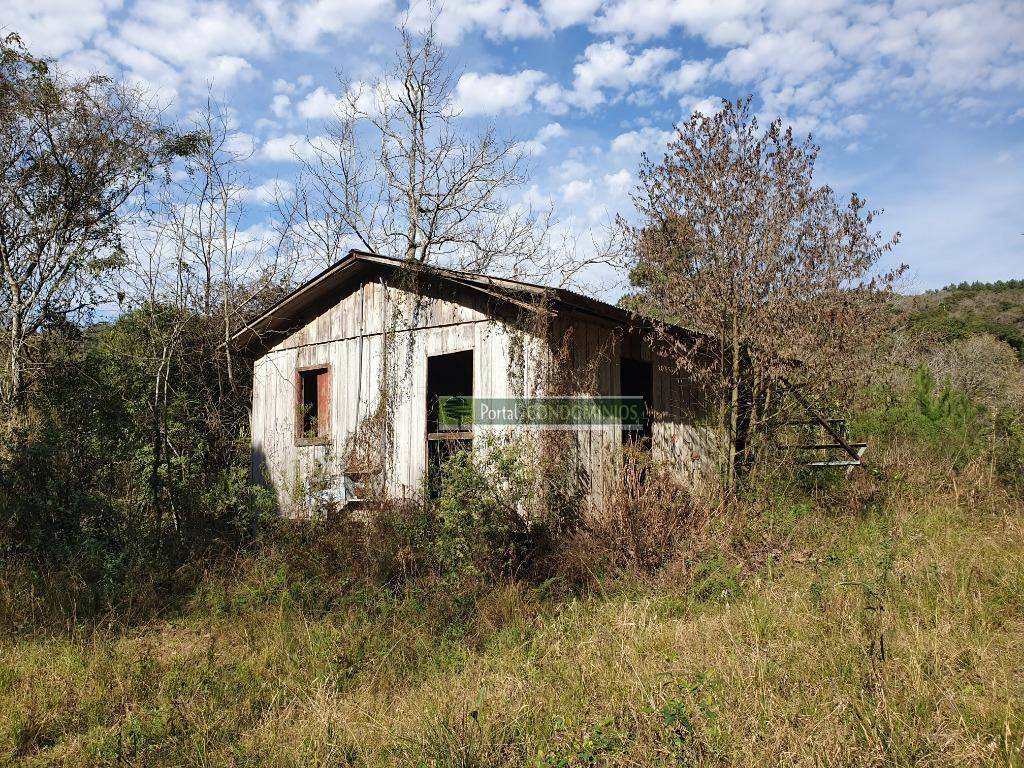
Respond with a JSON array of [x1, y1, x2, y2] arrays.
[[250, 276, 716, 514]]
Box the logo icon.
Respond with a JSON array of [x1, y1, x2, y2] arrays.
[[438, 395, 474, 430]]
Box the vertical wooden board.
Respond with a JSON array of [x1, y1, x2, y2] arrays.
[[335, 339, 349, 457], [255, 346, 300, 509], [267, 276, 492, 356], [481, 323, 496, 398], [588, 321, 603, 502], [573, 321, 589, 491], [251, 357, 267, 484], [318, 367, 331, 435], [406, 328, 427, 494]]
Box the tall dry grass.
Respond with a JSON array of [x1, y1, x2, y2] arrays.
[[1, 445, 1022, 766]]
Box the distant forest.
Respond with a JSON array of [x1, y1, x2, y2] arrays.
[[909, 279, 1024, 357], [928, 278, 1024, 294]]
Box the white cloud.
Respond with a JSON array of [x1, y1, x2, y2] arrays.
[[661, 59, 711, 95], [604, 169, 632, 195], [454, 70, 547, 116], [554, 158, 590, 181], [593, 0, 763, 45], [521, 183, 554, 210], [111, 0, 269, 87], [271, 93, 291, 118], [43, 0, 274, 97], [588, 0, 1024, 128], [571, 41, 678, 108], [261, 133, 330, 162], [518, 122, 568, 155], [6, 0, 120, 57], [681, 95, 722, 118], [206, 55, 257, 85], [610, 126, 674, 156], [832, 69, 879, 105], [537, 122, 567, 142], [296, 86, 342, 119], [817, 112, 868, 139], [714, 30, 837, 88], [541, 0, 603, 29], [536, 41, 680, 113], [273, 0, 393, 49], [405, 0, 546, 45], [561, 178, 594, 202], [271, 75, 314, 95], [241, 179, 294, 205], [96, 34, 181, 93], [59, 48, 114, 77], [519, 141, 546, 157], [535, 83, 570, 115], [224, 131, 258, 156]]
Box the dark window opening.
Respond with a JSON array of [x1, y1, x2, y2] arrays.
[[620, 357, 653, 450], [426, 350, 473, 497], [297, 366, 330, 441]]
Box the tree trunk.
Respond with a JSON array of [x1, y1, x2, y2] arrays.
[[727, 311, 741, 494], [4, 307, 27, 419]]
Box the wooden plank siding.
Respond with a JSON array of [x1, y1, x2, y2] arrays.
[[250, 277, 716, 515]]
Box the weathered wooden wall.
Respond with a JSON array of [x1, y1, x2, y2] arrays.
[[547, 315, 717, 505], [250, 277, 716, 514]]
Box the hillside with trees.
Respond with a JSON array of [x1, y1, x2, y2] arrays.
[[905, 280, 1024, 357]]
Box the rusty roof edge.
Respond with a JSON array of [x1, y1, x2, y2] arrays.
[[229, 253, 367, 346]]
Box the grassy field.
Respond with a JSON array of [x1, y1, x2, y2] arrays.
[[2, 450, 1023, 767]]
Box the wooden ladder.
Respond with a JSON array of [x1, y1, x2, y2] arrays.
[[779, 378, 869, 473]]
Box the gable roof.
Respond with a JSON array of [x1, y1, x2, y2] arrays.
[[230, 249, 660, 353]]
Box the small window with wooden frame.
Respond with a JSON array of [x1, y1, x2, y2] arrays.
[[295, 364, 331, 445]]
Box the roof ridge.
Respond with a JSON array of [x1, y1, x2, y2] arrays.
[[231, 249, 684, 352]]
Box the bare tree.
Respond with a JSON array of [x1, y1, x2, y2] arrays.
[[122, 96, 300, 534], [622, 97, 905, 489], [157, 97, 300, 386], [0, 34, 172, 418], [285, 23, 551, 277]]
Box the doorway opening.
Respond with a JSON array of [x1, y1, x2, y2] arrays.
[[426, 349, 474, 497], [620, 357, 653, 450]]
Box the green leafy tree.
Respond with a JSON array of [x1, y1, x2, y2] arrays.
[[0, 33, 177, 427]]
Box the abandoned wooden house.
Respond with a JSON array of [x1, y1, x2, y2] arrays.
[[232, 250, 717, 513]]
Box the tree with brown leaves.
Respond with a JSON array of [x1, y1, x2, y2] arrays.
[[622, 97, 905, 490]]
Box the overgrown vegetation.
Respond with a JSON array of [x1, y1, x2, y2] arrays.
[[621, 97, 904, 488], [2, 405, 1022, 765], [2, 27, 1023, 768], [4, 283, 1024, 765]]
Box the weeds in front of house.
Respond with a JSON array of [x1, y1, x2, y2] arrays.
[[2, 379, 1024, 766]]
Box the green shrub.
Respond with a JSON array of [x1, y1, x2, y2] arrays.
[[858, 367, 985, 468], [0, 310, 262, 564], [429, 436, 538, 578]]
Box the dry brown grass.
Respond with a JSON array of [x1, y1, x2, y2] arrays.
[[1, 448, 1022, 766], [554, 449, 718, 585]]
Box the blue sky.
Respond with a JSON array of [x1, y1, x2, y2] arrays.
[[7, 0, 1024, 294]]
